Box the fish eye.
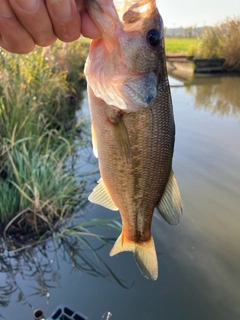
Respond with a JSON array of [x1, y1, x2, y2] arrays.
[[146, 29, 161, 47]]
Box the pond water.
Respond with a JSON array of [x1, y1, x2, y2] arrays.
[[1, 74, 240, 320]]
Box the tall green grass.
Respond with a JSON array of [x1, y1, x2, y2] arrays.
[[0, 40, 89, 141], [1, 136, 82, 224], [0, 39, 90, 239], [189, 17, 240, 70]]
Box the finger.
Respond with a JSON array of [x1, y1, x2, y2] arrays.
[[0, 0, 35, 53], [76, 0, 106, 39], [80, 10, 101, 39], [8, 0, 57, 47], [46, 0, 81, 42]]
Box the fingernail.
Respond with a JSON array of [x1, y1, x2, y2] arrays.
[[49, 0, 71, 19], [0, 0, 14, 17], [15, 0, 38, 12]]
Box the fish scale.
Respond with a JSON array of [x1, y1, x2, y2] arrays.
[[85, 0, 182, 280]]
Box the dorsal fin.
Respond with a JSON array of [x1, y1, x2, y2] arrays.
[[88, 178, 118, 211], [157, 170, 182, 225]]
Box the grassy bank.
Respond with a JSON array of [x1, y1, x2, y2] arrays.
[[0, 39, 89, 241], [165, 37, 199, 54]]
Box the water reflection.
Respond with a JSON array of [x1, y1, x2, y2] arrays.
[[170, 73, 240, 118], [0, 218, 127, 318]]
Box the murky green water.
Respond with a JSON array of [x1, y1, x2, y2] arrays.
[[1, 74, 240, 320]]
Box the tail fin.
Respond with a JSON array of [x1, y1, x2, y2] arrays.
[[110, 233, 158, 280]]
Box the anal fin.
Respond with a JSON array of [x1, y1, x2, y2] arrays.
[[88, 178, 118, 211], [157, 170, 182, 225]]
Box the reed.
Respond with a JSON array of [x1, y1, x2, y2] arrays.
[[1, 135, 82, 222], [0, 39, 90, 240]]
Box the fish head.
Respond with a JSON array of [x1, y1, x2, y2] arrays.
[[119, 0, 164, 73], [84, 0, 166, 112]]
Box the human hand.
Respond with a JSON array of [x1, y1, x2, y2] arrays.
[[0, 0, 102, 53]]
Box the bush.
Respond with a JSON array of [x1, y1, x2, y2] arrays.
[[189, 17, 240, 70]]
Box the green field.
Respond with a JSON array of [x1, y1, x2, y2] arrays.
[[165, 37, 199, 54]]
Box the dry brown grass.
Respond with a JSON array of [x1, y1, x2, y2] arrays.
[[189, 17, 240, 70]]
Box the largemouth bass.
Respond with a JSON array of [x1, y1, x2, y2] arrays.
[[84, 0, 182, 280]]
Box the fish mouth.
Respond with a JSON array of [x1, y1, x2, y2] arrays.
[[119, 0, 157, 23], [84, 0, 121, 35], [122, 72, 157, 109], [84, 0, 158, 35]]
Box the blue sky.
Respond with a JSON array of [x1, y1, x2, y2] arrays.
[[157, 0, 239, 27]]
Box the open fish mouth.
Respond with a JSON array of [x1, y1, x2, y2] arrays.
[[84, 0, 160, 41], [115, 0, 157, 21]]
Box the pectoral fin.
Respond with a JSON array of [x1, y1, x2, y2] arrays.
[[91, 122, 98, 158], [88, 178, 118, 211], [157, 170, 182, 225], [112, 119, 132, 164]]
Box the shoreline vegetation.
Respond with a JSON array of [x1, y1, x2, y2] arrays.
[[0, 40, 90, 243]]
